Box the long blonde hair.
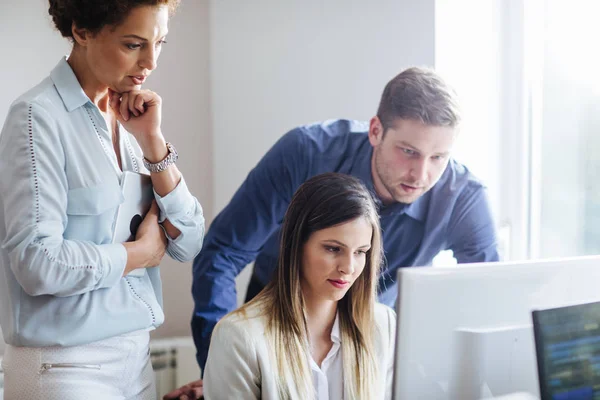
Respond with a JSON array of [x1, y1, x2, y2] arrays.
[[234, 172, 383, 399]]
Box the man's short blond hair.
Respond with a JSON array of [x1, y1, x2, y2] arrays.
[[377, 67, 461, 130]]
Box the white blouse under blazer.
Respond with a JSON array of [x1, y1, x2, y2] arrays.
[[203, 302, 396, 400]]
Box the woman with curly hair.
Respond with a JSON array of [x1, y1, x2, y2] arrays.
[[0, 1, 204, 399], [202, 173, 396, 400]]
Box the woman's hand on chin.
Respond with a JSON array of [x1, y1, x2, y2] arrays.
[[108, 88, 167, 161]]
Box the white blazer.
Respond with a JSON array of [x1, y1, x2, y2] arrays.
[[203, 302, 396, 400]]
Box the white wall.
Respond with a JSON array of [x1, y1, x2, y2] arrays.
[[148, 0, 212, 339], [210, 0, 436, 210], [0, 0, 71, 124], [209, 0, 436, 303], [0, 0, 212, 341]]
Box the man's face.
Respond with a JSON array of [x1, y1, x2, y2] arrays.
[[369, 117, 458, 204]]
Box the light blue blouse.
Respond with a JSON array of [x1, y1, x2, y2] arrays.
[[0, 58, 205, 347]]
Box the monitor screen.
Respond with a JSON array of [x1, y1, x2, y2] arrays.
[[392, 255, 600, 400], [533, 301, 600, 400]]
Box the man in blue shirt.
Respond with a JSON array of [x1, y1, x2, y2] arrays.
[[189, 66, 499, 382]]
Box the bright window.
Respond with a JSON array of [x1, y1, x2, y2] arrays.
[[436, 0, 600, 261]]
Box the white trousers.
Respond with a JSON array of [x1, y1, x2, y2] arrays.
[[1, 330, 156, 400]]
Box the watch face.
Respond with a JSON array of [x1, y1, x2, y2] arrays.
[[167, 142, 178, 157]]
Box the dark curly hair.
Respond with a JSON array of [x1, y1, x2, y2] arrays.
[[48, 0, 180, 39]]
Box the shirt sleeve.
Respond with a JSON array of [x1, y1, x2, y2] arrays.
[[446, 183, 500, 263], [191, 128, 309, 371], [203, 318, 261, 400], [0, 100, 127, 297], [153, 176, 205, 262]]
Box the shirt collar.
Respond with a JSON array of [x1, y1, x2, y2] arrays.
[[391, 190, 431, 221], [307, 311, 342, 372], [50, 57, 91, 112], [402, 163, 452, 221], [331, 312, 341, 344]]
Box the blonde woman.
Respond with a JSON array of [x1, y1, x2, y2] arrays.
[[203, 173, 395, 400]]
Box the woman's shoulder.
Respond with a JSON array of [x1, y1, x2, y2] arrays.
[[374, 303, 397, 340], [12, 75, 61, 110], [215, 302, 269, 338], [374, 302, 396, 321], [5, 76, 64, 128]]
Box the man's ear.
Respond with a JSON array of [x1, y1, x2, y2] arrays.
[[71, 23, 91, 47], [368, 116, 385, 147]]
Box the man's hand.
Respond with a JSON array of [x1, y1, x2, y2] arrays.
[[163, 379, 203, 400]]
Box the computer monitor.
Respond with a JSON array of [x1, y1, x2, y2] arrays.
[[392, 255, 600, 400], [533, 301, 600, 400]]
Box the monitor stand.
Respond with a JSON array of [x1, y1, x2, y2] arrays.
[[448, 325, 538, 400]]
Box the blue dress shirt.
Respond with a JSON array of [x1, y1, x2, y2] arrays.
[[0, 58, 205, 348], [192, 119, 499, 370]]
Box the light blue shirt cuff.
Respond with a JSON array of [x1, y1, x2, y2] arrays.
[[97, 243, 127, 288], [153, 177, 195, 224]]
